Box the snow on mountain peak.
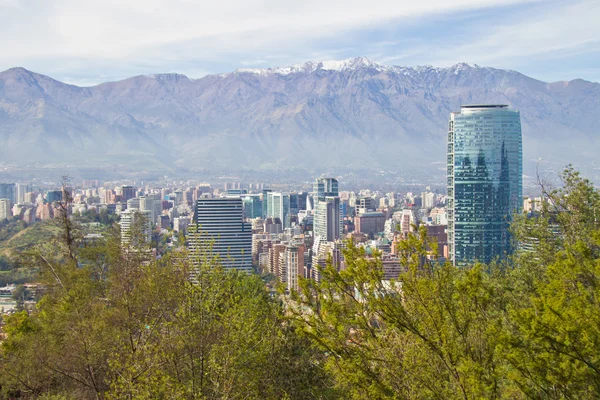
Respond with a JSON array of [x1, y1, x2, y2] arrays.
[[234, 57, 387, 76], [230, 57, 490, 78]]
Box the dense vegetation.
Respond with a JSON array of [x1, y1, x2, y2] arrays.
[[0, 210, 331, 399], [0, 211, 119, 286], [1, 167, 600, 399]]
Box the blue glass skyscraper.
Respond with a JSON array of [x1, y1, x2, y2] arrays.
[[447, 105, 522, 265]]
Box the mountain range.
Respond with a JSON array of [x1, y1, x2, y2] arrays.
[[0, 57, 598, 174]]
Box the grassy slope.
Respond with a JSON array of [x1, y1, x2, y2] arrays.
[[0, 222, 62, 257]]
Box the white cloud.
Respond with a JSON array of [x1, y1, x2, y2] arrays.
[[380, 1, 600, 75], [1, 0, 597, 84], [0, 1, 530, 61]]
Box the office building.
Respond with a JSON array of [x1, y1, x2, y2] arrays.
[[267, 192, 290, 229], [242, 194, 263, 219], [127, 197, 140, 210], [0, 199, 12, 220], [447, 104, 522, 265], [313, 178, 342, 258], [121, 185, 136, 203], [120, 209, 152, 247], [0, 184, 15, 205], [139, 196, 160, 224], [354, 211, 386, 236], [188, 197, 252, 273], [426, 225, 448, 258], [284, 244, 305, 292], [16, 183, 29, 204], [261, 189, 272, 218], [289, 192, 308, 214], [356, 197, 375, 215], [313, 178, 342, 241], [45, 190, 63, 203]]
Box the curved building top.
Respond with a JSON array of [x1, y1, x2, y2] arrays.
[[461, 104, 508, 109], [454, 104, 517, 116]]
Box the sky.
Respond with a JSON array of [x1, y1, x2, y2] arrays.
[[0, 0, 598, 86]]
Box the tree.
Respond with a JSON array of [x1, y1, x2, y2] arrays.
[[502, 167, 600, 399], [0, 183, 332, 399], [292, 228, 517, 399]]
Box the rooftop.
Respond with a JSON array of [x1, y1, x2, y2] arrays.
[[461, 104, 508, 109]]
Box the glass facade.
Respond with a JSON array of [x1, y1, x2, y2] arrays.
[[267, 192, 291, 228], [189, 198, 253, 273], [242, 194, 262, 219], [313, 178, 343, 245], [447, 105, 522, 265]]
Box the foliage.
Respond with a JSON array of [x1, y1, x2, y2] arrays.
[[3, 167, 600, 399], [0, 218, 28, 242], [0, 195, 332, 399], [72, 209, 119, 226], [0, 220, 62, 258], [290, 166, 600, 399]]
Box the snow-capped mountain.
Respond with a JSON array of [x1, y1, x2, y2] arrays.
[[0, 57, 598, 173], [234, 57, 480, 76]]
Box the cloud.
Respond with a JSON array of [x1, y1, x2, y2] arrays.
[[374, 0, 600, 81], [0, 0, 597, 84], [0, 2, 527, 70], [433, 1, 600, 64]]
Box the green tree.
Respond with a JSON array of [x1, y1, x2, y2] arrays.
[[293, 228, 516, 399], [0, 185, 332, 399], [503, 167, 600, 399]]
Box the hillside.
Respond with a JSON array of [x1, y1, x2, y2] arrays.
[[0, 57, 598, 174]]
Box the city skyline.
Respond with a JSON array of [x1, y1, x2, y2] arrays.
[[0, 0, 598, 395]]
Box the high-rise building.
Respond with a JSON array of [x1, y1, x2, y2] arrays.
[[121, 185, 136, 203], [284, 244, 305, 292], [354, 211, 386, 236], [127, 197, 140, 210], [119, 209, 152, 248], [242, 194, 262, 219], [139, 196, 160, 224], [356, 197, 375, 215], [262, 189, 272, 218], [400, 209, 415, 235], [421, 191, 436, 209], [45, 190, 63, 203], [267, 192, 290, 229], [188, 198, 252, 273], [314, 178, 338, 199], [447, 104, 522, 265], [0, 183, 16, 205], [0, 199, 12, 220], [16, 183, 29, 204], [313, 178, 342, 242], [314, 196, 342, 241]]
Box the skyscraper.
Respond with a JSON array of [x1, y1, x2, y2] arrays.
[[120, 209, 152, 248], [0, 199, 12, 220], [188, 197, 252, 273], [0, 183, 15, 205], [266, 192, 290, 229], [313, 178, 342, 254], [447, 104, 522, 265], [45, 190, 63, 203], [139, 196, 160, 225], [16, 183, 28, 204], [261, 189, 272, 218], [121, 185, 136, 203], [242, 194, 262, 219]]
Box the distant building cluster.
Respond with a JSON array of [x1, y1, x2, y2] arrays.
[[0, 104, 524, 293]]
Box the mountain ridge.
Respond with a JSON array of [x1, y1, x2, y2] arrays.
[[0, 57, 598, 174]]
